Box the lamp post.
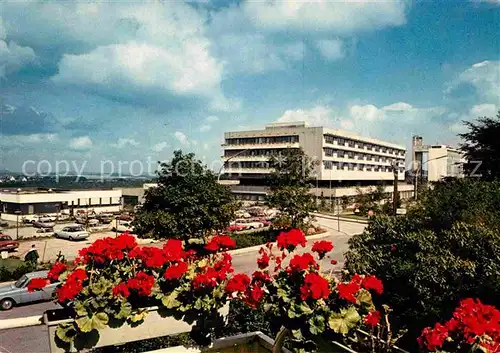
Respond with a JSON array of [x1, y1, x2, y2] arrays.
[[14, 210, 21, 240], [217, 148, 252, 182], [414, 155, 449, 201]]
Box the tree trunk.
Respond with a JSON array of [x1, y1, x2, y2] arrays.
[[272, 327, 290, 353]]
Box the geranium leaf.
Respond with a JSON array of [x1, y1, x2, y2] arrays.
[[116, 302, 132, 319], [92, 312, 109, 330], [298, 302, 313, 315], [308, 316, 325, 335], [328, 307, 360, 335], [56, 324, 77, 343], [291, 329, 303, 340], [356, 289, 373, 308], [162, 291, 181, 309], [76, 316, 93, 333]]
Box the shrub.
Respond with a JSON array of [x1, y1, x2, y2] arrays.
[[345, 214, 500, 351], [0, 258, 37, 282], [231, 229, 280, 249]]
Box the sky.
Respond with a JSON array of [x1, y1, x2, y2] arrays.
[[1, 0, 499, 175]]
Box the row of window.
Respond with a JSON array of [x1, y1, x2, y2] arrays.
[[224, 148, 284, 157], [70, 197, 121, 206], [324, 135, 405, 156], [225, 135, 299, 145], [324, 148, 404, 163], [225, 161, 270, 169], [323, 161, 404, 173]]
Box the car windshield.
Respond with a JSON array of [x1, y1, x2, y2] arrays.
[[0, 235, 10, 241], [70, 227, 84, 232], [15, 275, 29, 288]]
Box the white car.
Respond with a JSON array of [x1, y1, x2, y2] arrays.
[[54, 225, 90, 241], [115, 221, 134, 233], [33, 218, 56, 229], [234, 219, 264, 230]]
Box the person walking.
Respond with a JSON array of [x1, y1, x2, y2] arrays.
[[24, 244, 39, 266]]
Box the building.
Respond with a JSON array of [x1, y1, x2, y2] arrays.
[[121, 183, 157, 207], [222, 122, 408, 202], [412, 136, 465, 182], [0, 188, 123, 221]]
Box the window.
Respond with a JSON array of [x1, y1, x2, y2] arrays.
[[366, 166, 372, 171], [348, 163, 355, 171], [337, 138, 345, 146], [358, 164, 364, 171], [374, 146, 380, 152], [347, 151, 354, 159], [348, 140, 355, 148], [338, 162, 344, 170]]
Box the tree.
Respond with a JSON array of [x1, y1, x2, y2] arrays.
[[133, 150, 239, 240], [344, 178, 500, 351], [265, 148, 317, 230], [459, 111, 500, 180]]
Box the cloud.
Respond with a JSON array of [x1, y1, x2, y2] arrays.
[[214, 33, 305, 74], [2, 133, 58, 146], [174, 131, 189, 146], [111, 138, 139, 148], [469, 103, 498, 117], [350, 104, 386, 122], [152, 142, 169, 152], [206, 115, 219, 122], [277, 105, 337, 127], [70, 136, 93, 150], [52, 41, 224, 104], [239, 0, 408, 34], [199, 124, 212, 132], [383, 102, 414, 111], [315, 39, 344, 61], [0, 18, 36, 79], [446, 60, 500, 102]]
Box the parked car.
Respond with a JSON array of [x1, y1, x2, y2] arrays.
[[117, 214, 134, 222], [113, 221, 134, 233], [36, 227, 54, 234], [88, 219, 100, 227], [234, 219, 265, 230], [0, 220, 9, 227], [0, 270, 59, 310], [33, 218, 56, 229], [0, 234, 19, 252], [97, 213, 114, 224], [226, 223, 245, 232], [54, 225, 90, 241]]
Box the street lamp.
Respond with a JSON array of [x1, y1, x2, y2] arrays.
[[217, 148, 252, 182], [14, 210, 21, 240]]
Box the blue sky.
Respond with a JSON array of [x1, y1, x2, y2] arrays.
[[1, 0, 499, 175]]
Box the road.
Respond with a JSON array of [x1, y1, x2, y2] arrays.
[[0, 217, 365, 353]]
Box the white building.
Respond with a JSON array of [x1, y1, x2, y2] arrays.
[[427, 145, 465, 182], [0, 188, 123, 221], [222, 122, 408, 201]]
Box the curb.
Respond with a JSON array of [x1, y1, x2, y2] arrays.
[[312, 213, 369, 224], [229, 231, 331, 256]]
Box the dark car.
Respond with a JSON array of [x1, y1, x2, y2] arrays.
[[0, 234, 19, 252]]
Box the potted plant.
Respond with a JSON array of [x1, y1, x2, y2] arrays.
[[226, 229, 388, 353], [33, 233, 236, 352]]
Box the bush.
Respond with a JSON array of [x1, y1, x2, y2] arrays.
[[344, 180, 500, 351], [231, 229, 281, 249], [0, 258, 37, 282]]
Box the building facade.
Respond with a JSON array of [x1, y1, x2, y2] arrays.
[[222, 122, 407, 201], [0, 188, 123, 221], [412, 136, 465, 182]]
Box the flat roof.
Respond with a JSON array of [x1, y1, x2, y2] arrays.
[[0, 187, 117, 195]]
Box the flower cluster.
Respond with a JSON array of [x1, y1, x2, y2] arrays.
[[57, 269, 88, 302], [205, 235, 237, 252], [47, 262, 68, 282], [126, 272, 155, 296], [276, 228, 306, 251], [77, 233, 138, 265], [230, 229, 385, 351], [27, 277, 49, 292], [418, 298, 500, 352]]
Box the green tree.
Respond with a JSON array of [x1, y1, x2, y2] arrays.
[[265, 148, 317, 230], [459, 111, 500, 180], [344, 178, 500, 351], [133, 150, 239, 240]]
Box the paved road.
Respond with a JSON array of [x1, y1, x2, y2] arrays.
[[0, 218, 365, 353]]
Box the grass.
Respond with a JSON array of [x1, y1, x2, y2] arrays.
[[0, 258, 24, 271]]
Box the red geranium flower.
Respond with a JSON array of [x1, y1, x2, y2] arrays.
[[311, 240, 334, 258], [164, 262, 189, 280], [192, 271, 218, 289], [47, 262, 68, 282], [276, 229, 306, 251], [289, 253, 317, 272], [225, 273, 251, 294], [300, 273, 330, 300], [364, 310, 381, 327], [27, 277, 49, 292], [257, 251, 270, 269], [252, 271, 272, 283], [205, 235, 236, 252], [127, 272, 155, 296], [130, 246, 167, 268], [362, 275, 384, 295], [56, 269, 88, 302], [112, 283, 130, 298], [337, 281, 361, 304], [163, 239, 186, 262], [418, 324, 449, 351]]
